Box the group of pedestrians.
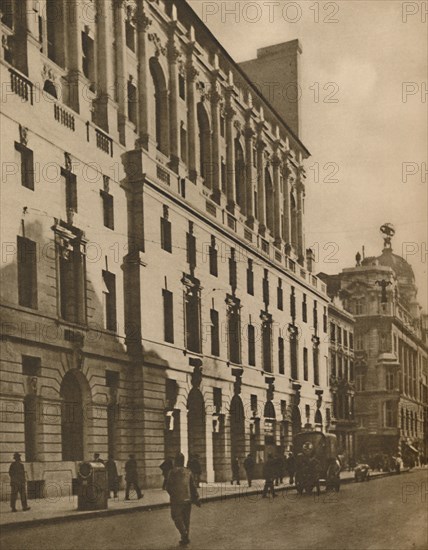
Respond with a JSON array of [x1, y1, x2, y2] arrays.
[[93, 453, 143, 500]]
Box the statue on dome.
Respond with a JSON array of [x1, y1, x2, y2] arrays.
[[380, 223, 395, 249]]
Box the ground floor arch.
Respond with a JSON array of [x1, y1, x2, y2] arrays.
[[187, 388, 206, 479]]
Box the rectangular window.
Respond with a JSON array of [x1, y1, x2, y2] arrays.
[[386, 371, 394, 391], [313, 347, 320, 385], [221, 158, 226, 192], [278, 337, 285, 375], [331, 351, 336, 377], [127, 79, 137, 125], [355, 334, 363, 350], [277, 279, 283, 311], [349, 360, 354, 381], [186, 231, 197, 270], [247, 260, 254, 295], [330, 322, 336, 342], [337, 327, 342, 345], [125, 20, 135, 51], [180, 124, 187, 163], [17, 236, 38, 309], [323, 307, 327, 333], [220, 115, 225, 138], [15, 143, 34, 190], [228, 305, 241, 364], [262, 320, 272, 373], [290, 335, 298, 380], [62, 168, 77, 212], [253, 147, 257, 168], [185, 285, 201, 353], [356, 374, 365, 392], [302, 294, 307, 323], [263, 270, 269, 306], [1, 0, 13, 28], [161, 216, 172, 253], [210, 309, 219, 356], [350, 332, 354, 350], [81, 31, 95, 85], [303, 347, 308, 381], [213, 387, 222, 413], [58, 237, 86, 324], [248, 324, 256, 366], [384, 401, 395, 427], [229, 248, 237, 291], [250, 394, 258, 416], [209, 238, 218, 277], [163, 289, 174, 343], [102, 270, 117, 332], [100, 190, 114, 230], [179, 74, 186, 100], [344, 330, 348, 348]]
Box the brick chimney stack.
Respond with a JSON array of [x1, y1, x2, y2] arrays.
[[239, 39, 302, 136]]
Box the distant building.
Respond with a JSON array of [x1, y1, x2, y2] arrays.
[[0, 0, 331, 496], [319, 226, 428, 464]]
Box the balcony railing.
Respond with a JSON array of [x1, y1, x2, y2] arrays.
[[95, 128, 113, 156], [54, 104, 75, 131], [9, 68, 33, 104]]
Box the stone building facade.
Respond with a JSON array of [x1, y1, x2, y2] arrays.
[[319, 230, 428, 464], [0, 0, 331, 496]]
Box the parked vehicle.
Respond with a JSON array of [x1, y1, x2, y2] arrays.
[[293, 431, 341, 494], [354, 463, 370, 482]]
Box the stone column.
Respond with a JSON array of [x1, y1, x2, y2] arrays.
[[256, 138, 266, 231], [282, 156, 292, 247], [244, 125, 255, 226], [272, 152, 282, 246], [205, 410, 215, 483], [186, 44, 198, 182], [296, 167, 306, 262], [168, 21, 180, 173], [225, 102, 236, 211], [65, 0, 83, 112], [113, 0, 127, 145], [136, 3, 152, 149], [94, 0, 115, 132], [210, 76, 222, 203]]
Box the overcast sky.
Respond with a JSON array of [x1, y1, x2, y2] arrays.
[[189, 0, 427, 308]]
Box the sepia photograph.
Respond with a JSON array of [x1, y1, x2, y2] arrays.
[[0, 1, 426, 549]]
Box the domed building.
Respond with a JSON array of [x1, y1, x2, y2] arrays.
[[319, 226, 428, 465]]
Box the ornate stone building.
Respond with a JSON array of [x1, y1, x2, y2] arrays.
[[319, 226, 428, 464], [0, 0, 331, 495]]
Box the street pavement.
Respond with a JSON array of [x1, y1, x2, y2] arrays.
[[1, 469, 426, 550]]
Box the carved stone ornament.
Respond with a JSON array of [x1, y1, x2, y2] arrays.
[[42, 63, 56, 82], [28, 376, 38, 395], [19, 125, 28, 146], [64, 152, 73, 172], [148, 33, 166, 57], [191, 365, 203, 389], [186, 65, 199, 82]]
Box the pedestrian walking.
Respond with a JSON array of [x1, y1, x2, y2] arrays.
[[286, 452, 296, 485], [9, 452, 30, 512], [231, 457, 240, 485], [166, 453, 201, 546], [262, 453, 277, 498], [124, 454, 143, 500], [274, 454, 284, 486], [187, 454, 202, 488], [160, 457, 174, 490], [244, 454, 255, 487], [106, 455, 119, 498]]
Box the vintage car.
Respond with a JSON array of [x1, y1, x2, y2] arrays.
[[293, 431, 341, 494]]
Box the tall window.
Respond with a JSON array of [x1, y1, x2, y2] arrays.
[[210, 309, 219, 356], [229, 248, 237, 292], [102, 270, 116, 332], [323, 307, 328, 333], [100, 186, 114, 230], [262, 269, 269, 306], [163, 289, 174, 343], [227, 299, 241, 364], [330, 322, 336, 342], [337, 327, 342, 345], [179, 74, 186, 100], [161, 206, 172, 253], [127, 78, 137, 126], [57, 232, 86, 324], [350, 332, 354, 350], [209, 236, 218, 277], [355, 299, 364, 315], [290, 332, 298, 380], [46, 0, 64, 66], [277, 279, 283, 311], [180, 122, 187, 163], [247, 260, 254, 295], [356, 374, 365, 392], [248, 324, 256, 366], [330, 351, 336, 377], [303, 347, 308, 381], [313, 346, 320, 385], [186, 223, 197, 271], [184, 282, 201, 353], [344, 330, 348, 348], [1, 0, 13, 28], [81, 30, 95, 86], [150, 58, 169, 154], [197, 103, 211, 185], [125, 13, 135, 51], [61, 168, 77, 212], [262, 315, 272, 373], [15, 142, 34, 190], [234, 139, 245, 209], [384, 401, 395, 427], [302, 294, 307, 323], [221, 157, 226, 192], [220, 114, 225, 138], [17, 236, 37, 309], [386, 371, 394, 391], [278, 337, 285, 375]]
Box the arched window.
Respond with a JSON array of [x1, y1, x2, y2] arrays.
[[60, 370, 89, 462], [234, 139, 245, 210], [197, 103, 211, 187], [265, 168, 274, 233], [149, 58, 169, 155]]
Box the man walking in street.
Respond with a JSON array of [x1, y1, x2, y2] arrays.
[[231, 457, 240, 485], [244, 454, 255, 487], [262, 453, 277, 498], [160, 456, 174, 490], [106, 455, 119, 498], [9, 452, 30, 512], [166, 453, 201, 546], [125, 454, 143, 500]]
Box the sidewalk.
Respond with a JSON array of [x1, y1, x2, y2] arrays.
[[0, 469, 408, 530]]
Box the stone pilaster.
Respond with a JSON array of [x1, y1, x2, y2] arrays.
[[256, 133, 266, 232], [210, 77, 222, 203], [244, 124, 255, 227], [136, 3, 152, 149], [272, 151, 282, 246], [225, 100, 236, 211], [167, 21, 180, 172], [186, 44, 199, 182]]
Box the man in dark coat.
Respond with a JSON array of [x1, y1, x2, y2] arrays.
[[160, 457, 174, 490], [106, 456, 119, 498], [9, 453, 30, 512], [125, 454, 143, 500], [166, 453, 201, 546], [231, 457, 240, 485], [287, 452, 296, 485], [262, 454, 277, 498], [243, 454, 255, 487], [187, 454, 202, 488]]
